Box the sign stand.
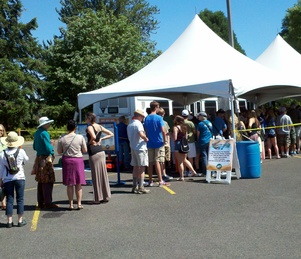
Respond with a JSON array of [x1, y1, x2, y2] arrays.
[[206, 139, 241, 184]]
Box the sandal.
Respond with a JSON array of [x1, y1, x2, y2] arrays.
[[176, 177, 185, 181], [77, 205, 84, 210], [68, 206, 74, 211]]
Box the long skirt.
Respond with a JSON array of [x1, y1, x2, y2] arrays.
[[62, 156, 86, 186], [89, 151, 111, 202]]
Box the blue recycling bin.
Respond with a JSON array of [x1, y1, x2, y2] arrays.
[[236, 141, 261, 178]]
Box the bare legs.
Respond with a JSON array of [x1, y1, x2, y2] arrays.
[[67, 184, 82, 209]]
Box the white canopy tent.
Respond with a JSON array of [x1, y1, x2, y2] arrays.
[[78, 15, 301, 117], [256, 34, 301, 101]]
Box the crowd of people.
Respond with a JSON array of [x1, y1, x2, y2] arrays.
[[0, 101, 299, 227]]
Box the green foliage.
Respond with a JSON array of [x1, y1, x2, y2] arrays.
[[39, 101, 75, 128], [199, 9, 246, 55], [280, 0, 301, 53], [44, 8, 159, 108], [57, 0, 159, 40], [0, 0, 48, 130]]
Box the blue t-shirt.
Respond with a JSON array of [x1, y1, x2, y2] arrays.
[[212, 117, 227, 136], [197, 120, 212, 146], [144, 114, 164, 148]]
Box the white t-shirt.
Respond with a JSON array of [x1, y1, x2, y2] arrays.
[[127, 119, 147, 151], [0, 147, 29, 183]]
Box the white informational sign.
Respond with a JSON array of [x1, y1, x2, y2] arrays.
[[207, 139, 234, 171]]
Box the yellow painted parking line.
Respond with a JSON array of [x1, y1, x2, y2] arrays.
[[30, 205, 40, 232], [161, 185, 176, 194], [27, 184, 61, 232]]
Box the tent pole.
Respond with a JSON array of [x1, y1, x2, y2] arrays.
[[226, 0, 234, 47], [79, 109, 82, 123], [229, 80, 236, 140]]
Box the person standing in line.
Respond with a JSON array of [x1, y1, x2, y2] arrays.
[[276, 107, 293, 158], [57, 120, 87, 210], [144, 101, 170, 187], [182, 109, 197, 176], [212, 109, 227, 138], [287, 103, 301, 155], [85, 112, 113, 204], [32, 117, 58, 209], [265, 108, 281, 159], [116, 116, 131, 170], [0, 124, 7, 210], [0, 132, 29, 228], [127, 110, 150, 194], [157, 107, 173, 181], [197, 112, 213, 176], [173, 115, 197, 181]]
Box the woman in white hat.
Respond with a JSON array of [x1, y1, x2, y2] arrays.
[[0, 131, 29, 228], [32, 116, 58, 209]]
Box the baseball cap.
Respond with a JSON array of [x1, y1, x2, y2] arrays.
[[181, 109, 190, 116], [197, 111, 207, 117]]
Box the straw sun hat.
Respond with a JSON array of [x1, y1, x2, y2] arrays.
[[0, 131, 24, 148]]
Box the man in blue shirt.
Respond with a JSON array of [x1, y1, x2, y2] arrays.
[[197, 112, 213, 176], [144, 101, 170, 187], [212, 109, 227, 138]]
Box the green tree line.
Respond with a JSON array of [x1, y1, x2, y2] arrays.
[[1, 0, 300, 130]]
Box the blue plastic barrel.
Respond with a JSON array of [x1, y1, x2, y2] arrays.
[[236, 141, 261, 178]]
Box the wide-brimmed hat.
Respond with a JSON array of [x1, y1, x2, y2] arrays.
[[134, 109, 145, 117], [197, 111, 207, 117], [1, 131, 24, 147], [37, 117, 54, 128]]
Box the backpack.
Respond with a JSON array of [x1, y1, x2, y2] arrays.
[[4, 148, 20, 176], [179, 137, 190, 153]]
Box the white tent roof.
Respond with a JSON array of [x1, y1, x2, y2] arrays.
[[78, 15, 301, 110]]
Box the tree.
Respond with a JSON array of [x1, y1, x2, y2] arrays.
[[280, 0, 301, 53], [57, 0, 159, 41], [44, 8, 159, 117], [199, 9, 246, 55], [0, 0, 48, 129]]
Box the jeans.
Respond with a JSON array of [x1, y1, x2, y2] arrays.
[[4, 180, 25, 216], [119, 142, 130, 168], [199, 143, 209, 175]]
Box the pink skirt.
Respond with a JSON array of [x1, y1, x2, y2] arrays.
[[62, 156, 86, 186]]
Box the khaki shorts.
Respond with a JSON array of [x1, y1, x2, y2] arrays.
[[277, 134, 290, 146], [148, 147, 164, 163], [131, 149, 148, 167], [164, 145, 171, 162]]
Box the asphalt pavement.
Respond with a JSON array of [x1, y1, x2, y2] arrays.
[[1, 142, 300, 259]]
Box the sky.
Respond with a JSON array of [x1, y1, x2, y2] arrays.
[[20, 0, 298, 60]]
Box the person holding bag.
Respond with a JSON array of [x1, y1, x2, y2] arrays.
[[0, 132, 29, 228], [57, 120, 87, 210], [85, 112, 113, 204], [32, 116, 58, 209], [173, 115, 197, 181]]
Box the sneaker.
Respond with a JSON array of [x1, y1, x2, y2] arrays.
[[162, 174, 173, 181], [159, 181, 171, 187], [184, 171, 189, 177], [146, 181, 154, 187], [137, 187, 151, 194], [187, 171, 197, 177]]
